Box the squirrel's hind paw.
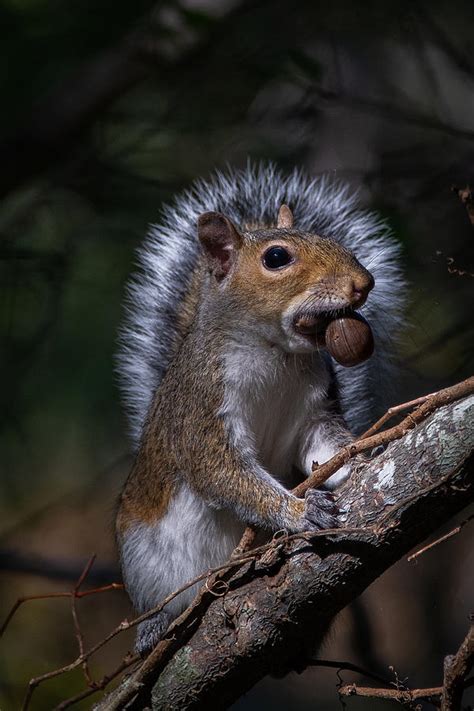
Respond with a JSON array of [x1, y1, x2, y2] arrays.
[[135, 612, 171, 657], [304, 488, 340, 530]]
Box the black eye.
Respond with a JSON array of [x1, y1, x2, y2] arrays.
[[263, 246, 293, 270]]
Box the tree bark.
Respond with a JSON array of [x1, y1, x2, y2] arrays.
[[99, 394, 474, 710]]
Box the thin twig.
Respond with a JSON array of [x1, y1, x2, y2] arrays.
[[297, 375, 474, 496], [1, 582, 123, 638], [53, 653, 140, 711], [408, 515, 473, 562], [358, 391, 437, 440], [340, 683, 443, 703], [307, 658, 392, 687], [71, 555, 97, 685]]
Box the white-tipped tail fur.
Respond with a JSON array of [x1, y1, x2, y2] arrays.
[[117, 163, 405, 446]]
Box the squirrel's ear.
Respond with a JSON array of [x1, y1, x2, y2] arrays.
[[198, 212, 243, 281], [277, 204, 294, 229]]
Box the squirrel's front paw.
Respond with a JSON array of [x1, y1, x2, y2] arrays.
[[303, 488, 340, 530]]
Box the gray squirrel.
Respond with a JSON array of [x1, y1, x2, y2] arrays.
[[116, 163, 404, 655]]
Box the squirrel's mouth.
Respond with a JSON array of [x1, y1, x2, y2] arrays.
[[292, 311, 332, 346], [293, 308, 359, 346]]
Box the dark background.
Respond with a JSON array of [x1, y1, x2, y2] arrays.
[[0, 0, 473, 708]]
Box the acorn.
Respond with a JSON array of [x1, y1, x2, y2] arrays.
[[325, 312, 374, 367]]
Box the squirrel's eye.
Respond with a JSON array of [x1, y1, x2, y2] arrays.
[[263, 246, 293, 270]]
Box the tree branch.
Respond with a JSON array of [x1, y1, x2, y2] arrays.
[[96, 390, 474, 709], [441, 624, 474, 710], [339, 628, 474, 709]]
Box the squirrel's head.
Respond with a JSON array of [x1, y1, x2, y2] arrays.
[[198, 206, 374, 354]]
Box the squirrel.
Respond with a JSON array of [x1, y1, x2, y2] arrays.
[[115, 163, 404, 655]]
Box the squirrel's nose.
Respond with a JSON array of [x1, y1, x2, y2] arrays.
[[344, 271, 374, 307]]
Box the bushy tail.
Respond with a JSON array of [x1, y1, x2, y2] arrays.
[[117, 163, 405, 447]]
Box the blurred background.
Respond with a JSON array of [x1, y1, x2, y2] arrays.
[[0, 0, 473, 708]]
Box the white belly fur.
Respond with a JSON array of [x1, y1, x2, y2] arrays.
[[220, 339, 331, 484], [121, 484, 244, 617]]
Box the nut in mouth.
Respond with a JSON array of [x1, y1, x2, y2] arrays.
[[293, 307, 375, 366]]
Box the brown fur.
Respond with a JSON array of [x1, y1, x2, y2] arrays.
[[117, 320, 305, 533], [116, 220, 371, 537], [230, 230, 372, 321]]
